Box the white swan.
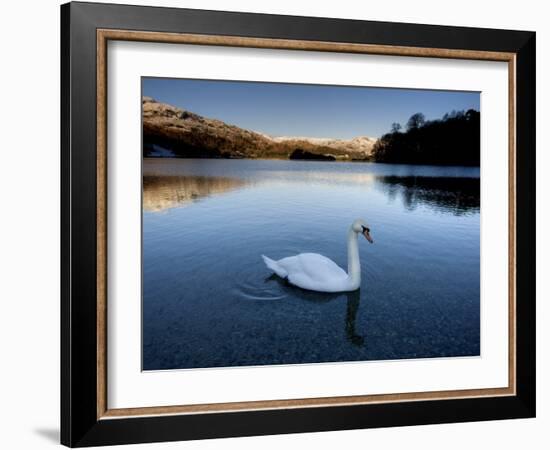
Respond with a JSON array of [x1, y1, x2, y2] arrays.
[[262, 219, 373, 293]]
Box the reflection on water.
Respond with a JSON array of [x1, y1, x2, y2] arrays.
[[375, 176, 480, 215], [143, 162, 479, 215], [345, 291, 364, 346], [265, 275, 365, 347], [263, 170, 377, 187], [143, 175, 249, 212], [143, 158, 480, 370]]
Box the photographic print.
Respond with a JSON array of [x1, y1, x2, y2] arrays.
[[62, 6, 535, 444], [142, 78, 481, 371]]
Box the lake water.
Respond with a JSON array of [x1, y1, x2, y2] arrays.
[[142, 158, 480, 370]]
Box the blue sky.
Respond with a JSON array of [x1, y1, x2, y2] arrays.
[[142, 78, 480, 139]]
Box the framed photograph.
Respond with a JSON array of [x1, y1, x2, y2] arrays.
[[61, 2, 536, 447]]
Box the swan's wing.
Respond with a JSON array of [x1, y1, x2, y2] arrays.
[[278, 253, 349, 292]]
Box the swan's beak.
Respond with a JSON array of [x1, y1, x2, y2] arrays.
[[363, 229, 374, 244]]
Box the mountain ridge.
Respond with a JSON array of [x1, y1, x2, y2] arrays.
[[142, 97, 377, 161]]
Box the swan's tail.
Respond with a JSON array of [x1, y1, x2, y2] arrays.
[[261, 255, 288, 279]]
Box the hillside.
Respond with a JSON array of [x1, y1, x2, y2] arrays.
[[142, 97, 376, 161]]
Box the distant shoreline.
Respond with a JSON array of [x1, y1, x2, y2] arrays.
[[143, 156, 481, 168]]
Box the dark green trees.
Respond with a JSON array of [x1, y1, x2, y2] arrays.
[[372, 109, 480, 166]]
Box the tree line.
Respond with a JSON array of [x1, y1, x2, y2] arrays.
[[371, 109, 480, 166]]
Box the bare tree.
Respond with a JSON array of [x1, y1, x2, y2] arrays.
[[391, 122, 402, 133], [406, 113, 426, 131]]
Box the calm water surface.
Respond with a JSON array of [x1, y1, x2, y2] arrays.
[[143, 158, 480, 370]]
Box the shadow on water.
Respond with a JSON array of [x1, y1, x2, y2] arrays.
[[374, 175, 480, 215], [265, 275, 365, 347]]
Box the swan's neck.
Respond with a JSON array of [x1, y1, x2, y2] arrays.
[[347, 228, 361, 288]]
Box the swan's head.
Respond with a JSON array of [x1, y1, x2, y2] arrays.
[[351, 219, 374, 244]]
